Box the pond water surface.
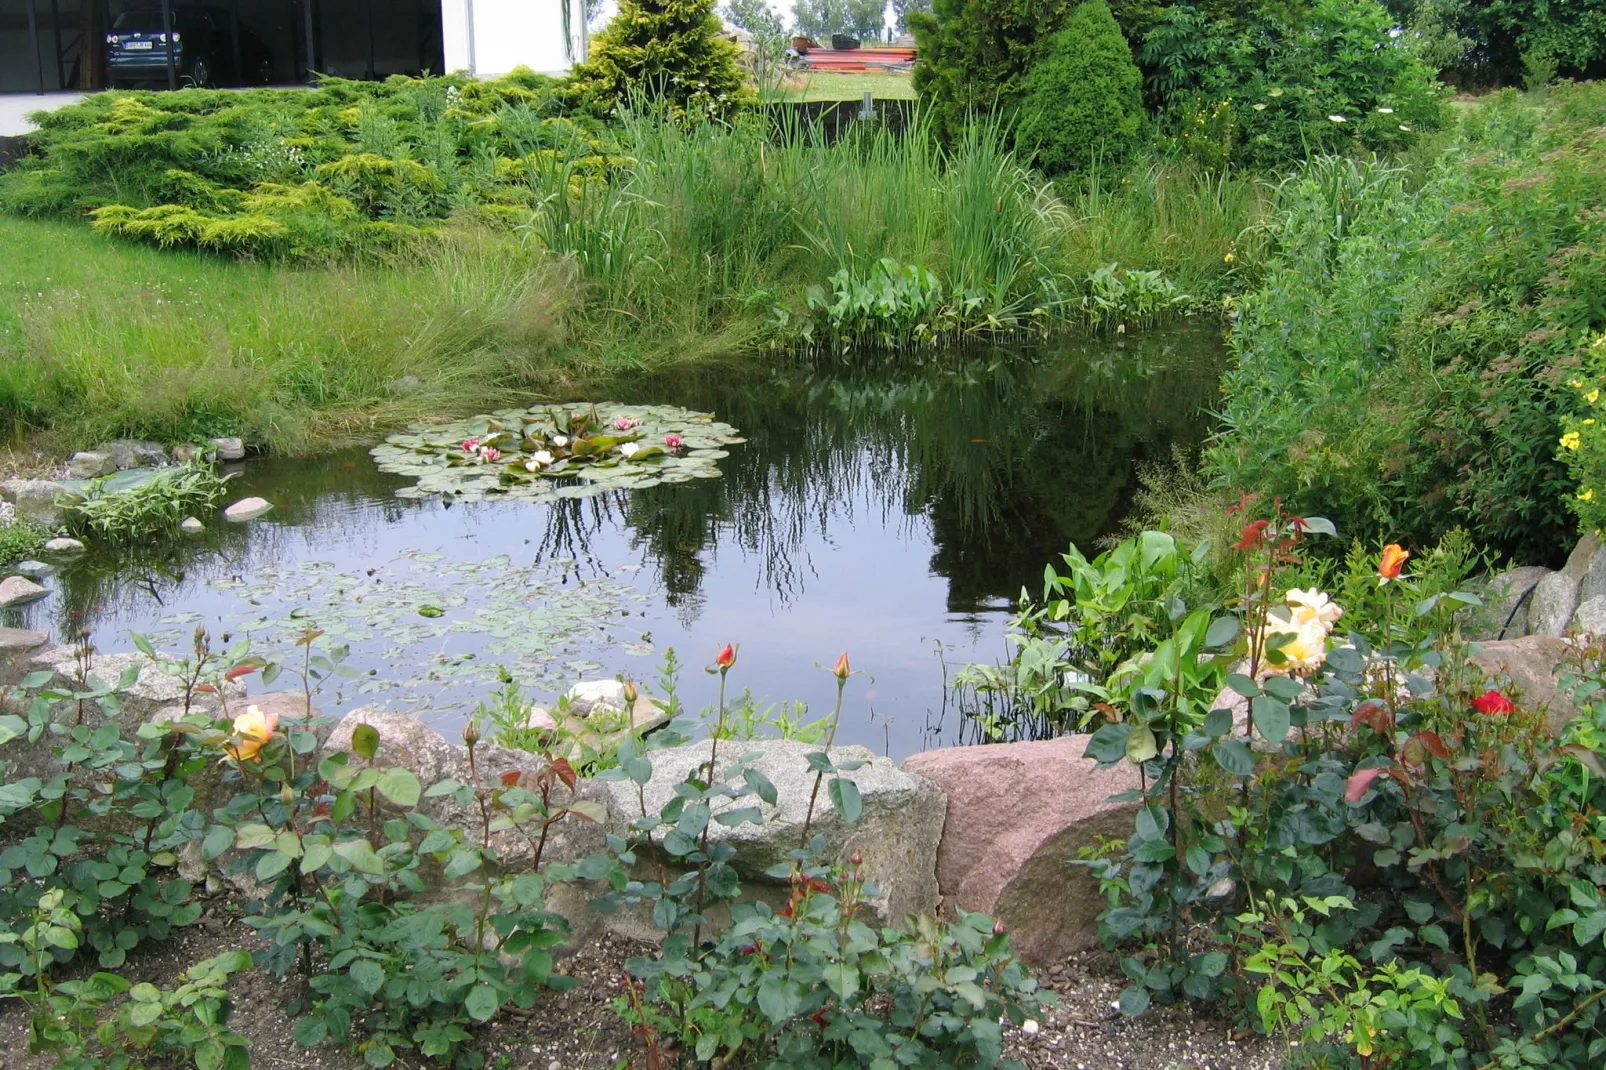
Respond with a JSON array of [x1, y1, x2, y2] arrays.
[[5, 326, 1223, 758]]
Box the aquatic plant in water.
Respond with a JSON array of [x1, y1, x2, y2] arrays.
[[371, 403, 744, 502]]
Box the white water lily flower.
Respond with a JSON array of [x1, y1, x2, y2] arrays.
[[618, 442, 640, 459], [1329, 114, 1347, 123], [525, 450, 554, 472], [552, 435, 568, 447]]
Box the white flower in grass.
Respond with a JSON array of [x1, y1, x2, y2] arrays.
[[1378, 107, 1395, 114], [1329, 114, 1347, 123]]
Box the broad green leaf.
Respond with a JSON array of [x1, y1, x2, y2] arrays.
[[464, 983, 500, 1022], [1252, 697, 1290, 744], [1126, 724, 1159, 763], [829, 777, 863, 824], [1212, 739, 1255, 776], [350, 724, 380, 761], [375, 768, 421, 808]]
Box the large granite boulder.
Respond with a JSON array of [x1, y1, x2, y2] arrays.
[[902, 737, 1142, 967], [0, 479, 80, 527], [1470, 636, 1576, 735], [1465, 566, 1550, 639], [0, 627, 49, 686], [605, 738, 946, 925], [1529, 535, 1601, 637]]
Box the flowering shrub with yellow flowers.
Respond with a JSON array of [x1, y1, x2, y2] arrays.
[[1560, 341, 1606, 536]]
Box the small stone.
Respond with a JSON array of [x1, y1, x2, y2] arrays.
[[101, 440, 168, 470], [172, 444, 203, 464], [0, 576, 47, 606], [210, 437, 246, 461], [12, 561, 53, 579], [526, 706, 558, 732], [42, 537, 85, 554], [223, 497, 272, 522], [179, 517, 204, 534], [566, 679, 628, 716], [66, 451, 117, 479], [0, 502, 13, 525]]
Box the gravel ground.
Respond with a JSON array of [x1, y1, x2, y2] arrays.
[[0, 908, 1285, 1070]]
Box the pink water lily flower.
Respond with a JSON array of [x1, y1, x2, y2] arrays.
[[614, 416, 640, 431], [461, 438, 480, 452], [664, 434, 684, 450], [477, 447, 500, 463]]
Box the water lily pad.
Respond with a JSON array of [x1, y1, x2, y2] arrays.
[[371, 403, 744, 502]]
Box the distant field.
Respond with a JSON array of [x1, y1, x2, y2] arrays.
[[783, 70, 917, 102]]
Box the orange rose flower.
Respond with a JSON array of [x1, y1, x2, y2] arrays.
[[1378, 544, 1410, 581]]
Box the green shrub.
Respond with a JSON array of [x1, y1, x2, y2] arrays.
[[567, 0, 748, 117], [0, 73, 612, 260], [1141, 0, 1451, 167], [1209, 84, 1606, 563], [1015, 0, 1145, 175], [0, 520, 49, 565]]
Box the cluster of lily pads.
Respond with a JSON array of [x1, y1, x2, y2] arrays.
[[371, 403, 745, 502]]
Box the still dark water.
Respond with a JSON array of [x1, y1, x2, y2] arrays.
[[4, 327, 1223, 757]]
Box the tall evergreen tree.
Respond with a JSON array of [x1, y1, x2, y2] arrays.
[[571, 0, 748, 115]]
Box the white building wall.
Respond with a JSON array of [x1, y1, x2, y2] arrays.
[[441, 0, 587, 78]]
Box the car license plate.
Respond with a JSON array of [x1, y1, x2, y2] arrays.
[[127, 40, 153, 50]]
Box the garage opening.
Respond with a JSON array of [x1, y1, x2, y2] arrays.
[[1, 0, 447, 93]]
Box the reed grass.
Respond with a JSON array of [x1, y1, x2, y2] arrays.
[[0, 110, 1267, 452]]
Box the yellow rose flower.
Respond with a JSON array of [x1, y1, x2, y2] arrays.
[[1587, 389, 1600, 404], [223, 705, 280, 763]]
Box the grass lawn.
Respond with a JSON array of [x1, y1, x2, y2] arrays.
[[782, 70, 916, 102], [0, 216, 575, 455]]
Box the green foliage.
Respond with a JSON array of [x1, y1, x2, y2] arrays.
[[569, 0, 748, 117], [66, 463, 234, 542], [793, 0, 888, 40], [30, 951, 254, 1070], [0, 519, 50, 565], [1388, 0, 1606, 85], [724, 0, 788, 37], [0, 73, 609, 259], [591, 657, 1049, 1067], [1063, 507, 1606, 1067], [1212, 85, 1606, 564], [1016, 0, 1146, 176], [1140, 0, 1451, 168], [956, 530, 1211, 741]]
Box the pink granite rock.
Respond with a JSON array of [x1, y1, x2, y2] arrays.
[[902, 737, 1141, 967]]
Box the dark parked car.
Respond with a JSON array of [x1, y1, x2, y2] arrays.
[[105, 6, 273, 89]]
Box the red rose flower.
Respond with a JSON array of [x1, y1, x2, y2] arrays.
[[1471, 690, 1515, 716]]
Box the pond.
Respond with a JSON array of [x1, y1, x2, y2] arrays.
[[5, 325, 1223, 758]]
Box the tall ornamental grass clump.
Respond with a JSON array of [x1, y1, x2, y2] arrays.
[[514, 111, 1087, 353]]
